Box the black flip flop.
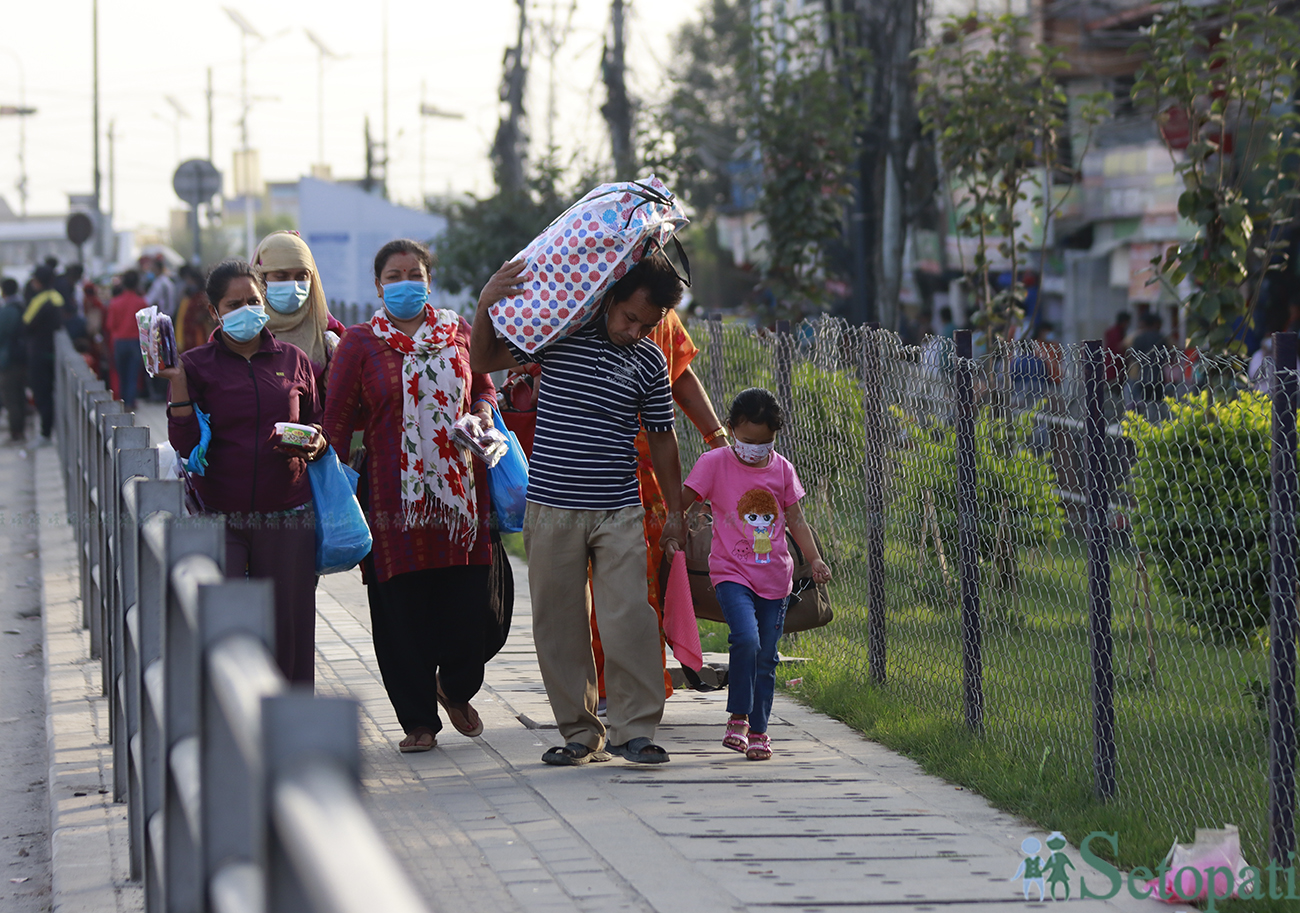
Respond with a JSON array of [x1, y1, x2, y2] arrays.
[[541, 742, 613, 766], [608, 737, 671, 764]]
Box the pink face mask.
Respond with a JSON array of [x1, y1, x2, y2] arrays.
[[732, 440, 775, 465]]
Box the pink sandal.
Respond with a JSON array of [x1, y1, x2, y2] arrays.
[[746, 732, 772, 761], [723, 718, 749, 752]]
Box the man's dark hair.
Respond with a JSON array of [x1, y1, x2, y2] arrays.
[[1116, 311, 1131, 324], [1, 278, 17, 297], [939, 306, 954, 323], [205, 258, 261, 305], [43, 255, 58, 270], [605, 251, 683, 312], [32, 266, 55, 289], [121, 270, 140, 291], [1143, 311, 1163, 330], [66, 263, 84, 281], [374, 238, 433, 280], [727, 387, 785, 433]]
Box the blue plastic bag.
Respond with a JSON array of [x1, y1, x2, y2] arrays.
[[487, 408, 529, 533], [307, 446, 372, 575], [184, 406, 211, 476]]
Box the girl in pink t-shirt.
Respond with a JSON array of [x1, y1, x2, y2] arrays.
[[682, 388, 830, 760]]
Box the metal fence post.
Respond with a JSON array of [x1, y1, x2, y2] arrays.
[[1083, 339, 1117, 801], [100, 412, 137, 696], [954, 329, 983, 733], [88, 398, 125, 661], [706, 311, 726, 411], [1269, 330, 1299, 865], [774, 320, 796, 459], [162, 519, 225, 913], [200, 579, 277, 902], [261, 695, 361, 913], [112, 440, 156, 803], [863, 324, 886, 684]]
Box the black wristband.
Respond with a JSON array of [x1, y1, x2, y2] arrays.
[[166, 401, 192, 410]]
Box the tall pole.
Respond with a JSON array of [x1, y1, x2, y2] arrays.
[[381, 0, 390, 197], [92, 0, 102, 260], [317, 50, 325, 166], [206, 67, 214, 163], [0, 49, 32, 216], [601, 0, 634, 180], [419, 81, 426, 202], [107, 119, 115, 226]]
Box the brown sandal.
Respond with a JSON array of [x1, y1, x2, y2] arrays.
[[399, 726, 436, 753], [436, 678, 484, 737]]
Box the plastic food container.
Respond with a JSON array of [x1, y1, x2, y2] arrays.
[[274, 422, 316, 448]]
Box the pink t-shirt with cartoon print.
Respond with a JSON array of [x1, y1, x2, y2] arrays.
[[684, 447, 806, 600]]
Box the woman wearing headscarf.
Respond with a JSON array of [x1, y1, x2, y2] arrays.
[[252, 230, 346, 391], [322, 238, 497, 753], [160, 258, 326, 686]]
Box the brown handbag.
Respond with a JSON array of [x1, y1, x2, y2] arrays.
[[669, 503, 833, 634]]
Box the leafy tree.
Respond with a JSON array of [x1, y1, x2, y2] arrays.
[[431, 160, 570, 297], [918, 14, 1105, 339], [745, 9, 870, 311], [1133, 0, 1300, 352]]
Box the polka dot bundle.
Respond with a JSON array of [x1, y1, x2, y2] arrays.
[[490, 175, 688, 354]]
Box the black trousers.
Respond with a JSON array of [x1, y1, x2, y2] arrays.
[[2, 365, 26, 440], [367, 564, 489, 735]]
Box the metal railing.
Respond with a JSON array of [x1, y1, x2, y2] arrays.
[[54, 332, 428, 913]]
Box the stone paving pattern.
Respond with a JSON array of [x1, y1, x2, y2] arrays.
[[38, 410, 1175, 912]]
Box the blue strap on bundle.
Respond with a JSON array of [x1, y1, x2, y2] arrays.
[[184, 406, 211, 476]]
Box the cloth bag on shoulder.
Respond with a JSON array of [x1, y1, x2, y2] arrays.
[[668, 503, 833, 634], [488, 176, 689, 355]]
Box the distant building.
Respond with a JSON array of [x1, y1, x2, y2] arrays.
[[0, 195, 87, 275]]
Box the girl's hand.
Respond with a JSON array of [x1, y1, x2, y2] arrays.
[[660, 513, 686, 561], [810, 557, 831, 584]]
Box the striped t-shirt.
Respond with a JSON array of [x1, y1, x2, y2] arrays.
[[508, 319, 675, 510]]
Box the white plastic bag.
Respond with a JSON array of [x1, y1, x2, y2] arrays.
[[1144, 825, 1253, 904]]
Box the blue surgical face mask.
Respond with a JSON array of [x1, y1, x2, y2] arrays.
[[382, 280, 429, 321], [221, 304, 269, 343], [265, 280, 310, 314]]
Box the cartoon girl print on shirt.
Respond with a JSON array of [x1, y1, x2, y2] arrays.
[[734, 489, 780, 565]]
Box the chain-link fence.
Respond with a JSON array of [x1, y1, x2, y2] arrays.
[[683, 315, 1298, 870]]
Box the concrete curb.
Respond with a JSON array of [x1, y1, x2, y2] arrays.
[[36, 449, 141, 913]]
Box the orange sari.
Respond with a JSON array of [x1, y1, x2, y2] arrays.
[[592, 310, 700, 698]]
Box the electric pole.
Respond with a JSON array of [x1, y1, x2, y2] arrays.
[[92, 0, 102, 260], [491, 0, 529, 196]]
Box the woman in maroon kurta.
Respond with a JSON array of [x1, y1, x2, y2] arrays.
[[322, 239, 497, 752], [161, 259, 327, 686]]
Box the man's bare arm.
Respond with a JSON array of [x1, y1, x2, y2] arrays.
[[470, 260, 528, 373]]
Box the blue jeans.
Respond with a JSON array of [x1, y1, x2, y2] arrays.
[[716, 581, 788, 734], [114, 338, 143, 409]]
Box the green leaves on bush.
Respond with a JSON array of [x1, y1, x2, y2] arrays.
[[890, 408, 1063, 567], [1126, 392, 1272, 637]]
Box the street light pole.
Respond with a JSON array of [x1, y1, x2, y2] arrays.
[[419, 93, 464, 205], [0, 48, 33, 216], [92, 0, 102, 261], [304, 29, 343, 172]]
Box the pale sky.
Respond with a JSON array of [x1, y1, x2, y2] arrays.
[[0, 0, 706, 232]]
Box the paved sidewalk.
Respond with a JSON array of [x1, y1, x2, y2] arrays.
[[39, 407, 1175, 913]]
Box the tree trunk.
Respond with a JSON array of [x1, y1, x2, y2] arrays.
[[602, 0, 636, 181], [491, 0, 529, 196]]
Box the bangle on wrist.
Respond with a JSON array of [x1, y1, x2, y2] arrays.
[[167, 400, 192, 410], [702, 425, 728, 445]]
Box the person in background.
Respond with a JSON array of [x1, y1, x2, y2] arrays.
[[0, 278, 28, 444], [160, 259, 326, 686], [1128, 311, 1173, 415], [145, 256, 177, 317], [322, 238, 498, 752], [251, 231, 346, 396], [174, 265, 216, 353], [23, 265, 65, 445], [104, 270, 149, 409], [938, 306, 957, 339], [590, 307, 726, 711], [1103, 311, 1131, 389]]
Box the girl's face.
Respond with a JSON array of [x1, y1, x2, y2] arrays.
[[729, 417, 776, 446], [744, 510, 775, 531], [213, 276, 263, 317]]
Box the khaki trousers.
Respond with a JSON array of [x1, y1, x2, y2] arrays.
[[524, 503, 666, 749]]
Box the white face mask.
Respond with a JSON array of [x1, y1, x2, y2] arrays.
[[732, 440, 775, 465]]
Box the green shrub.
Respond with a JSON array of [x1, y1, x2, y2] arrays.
[[789, 363, 866, 493], [1126, 391, 1272, 638], [890, 407, 1064, 587]]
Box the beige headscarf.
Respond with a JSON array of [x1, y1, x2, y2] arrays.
[[252, 231, 331, 365]]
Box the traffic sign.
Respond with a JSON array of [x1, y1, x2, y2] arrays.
[[66, 212, 94, 246], [173, 159, 222, 207]]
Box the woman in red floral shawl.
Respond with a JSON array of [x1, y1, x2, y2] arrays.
[[322, 239, 497, 753]]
